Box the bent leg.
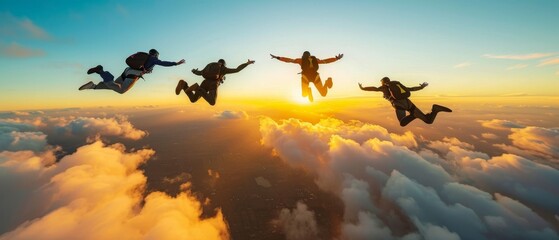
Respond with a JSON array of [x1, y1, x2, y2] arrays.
[[301, 76, 311, 97], [313, 76, 328, 97], [424, 104, 452, 124], [99, 71, 115, 82], [186, 88, 202, 103], [201, 90, 217, 106]]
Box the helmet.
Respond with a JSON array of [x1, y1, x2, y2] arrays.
[[381, 77, 390, 84], [302, 51, 310, 59], [148, 49, 159, 58], [218, 59, 226, 66]]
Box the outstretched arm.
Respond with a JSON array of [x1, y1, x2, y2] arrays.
[[154, 59, 185, 67], [408, 82, 428, 91], [358, 83, 383, 91], [222, 59, 255, 74], [317, 54, 343, 64], [191, 68, 203, 76], [270, 54, 301, 64]]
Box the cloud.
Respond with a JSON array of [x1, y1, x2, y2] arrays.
[[116, 4, 130, 16], [453, 62, 471, 68], [507, 126, 559, 160], [18, 18, 51, 40], [538, 58, 559, 66], [483, 53, 554, 60], [0, 13, 51, 40], [213, 110, 248, 120], [0, 42, 45, 58], [60, 116, 147, 140], [274, 202, 319, 240], [0, 112, 229, 239], [0, 120, 47, 152], [259, 117, 559, 240], [255, 176, 272, 188], [506, 64, 529, 70], [481, 133, 499, 140], [478, 119, 525, 130]]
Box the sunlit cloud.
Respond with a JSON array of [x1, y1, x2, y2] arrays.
[[538, 58, 559, 66], [0, 114, 229, 239], [0, 42, 45, 58], [478, 119, 525, 130], [507, 126, 559, 160], [483, 53, 554, 60], [507, 64, 529, 70], [453, 62, 472, 68], [481, 133, 499, 140], [259, 117, 559, 239], [213, 110, 249, 120]]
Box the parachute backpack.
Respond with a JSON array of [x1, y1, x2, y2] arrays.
[[301, 56, 319, 74], [125, 52, 150, 70], [202, 62, 223, 80], [388, 81, 411, 100]]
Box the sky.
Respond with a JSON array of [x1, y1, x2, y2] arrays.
[[1, 0, 559, 110], [1, 1, 559, 239]]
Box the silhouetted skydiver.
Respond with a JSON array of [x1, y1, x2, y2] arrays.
[[359, 77, 452, 126], [79, 49, 185, 94], [175, 59, 255, 106], [270, 51, 343, 102]]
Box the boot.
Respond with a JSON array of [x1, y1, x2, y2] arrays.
[[175, 80, 187, 95], [78, 81, 95, 90], [87, 65, 103, 75], [325, 77, 333, 89]]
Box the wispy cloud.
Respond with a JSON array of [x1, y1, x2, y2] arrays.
[[483, 53, 554, 60], [538, 58, 559, 66], [0, 13, 51, 40], [0, 42, 45, 58], [116, 4, 129, 16], [453, 62, 472, 69], [18, 18, 51, 40], [506, 64, 528, 70]]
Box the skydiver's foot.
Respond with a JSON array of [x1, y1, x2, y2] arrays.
[[307, 92, 314, 102], [185, 83, 199, 93], [79, 81, 95, 90], [432, 104, 452, 113], [325, 77, 333, 89], [87, 65, 103, 75], [399, 115, 417, 127], [175, 79, 187, 95]]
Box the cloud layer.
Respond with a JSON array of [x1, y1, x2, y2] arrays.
[[260, 117, 559, 240], [0, 114, 228, 240]]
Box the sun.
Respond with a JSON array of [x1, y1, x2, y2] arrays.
[[290, 89, 311, 105]]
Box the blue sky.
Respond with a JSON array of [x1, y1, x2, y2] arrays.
[[1, 0, 558, 110]]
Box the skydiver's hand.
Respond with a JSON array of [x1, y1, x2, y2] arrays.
[[335, 54, 344, 60], [247, 59, 255, 64], [420, 82, 429, 88], [191, 68, 198, 73], [270, 54, 279, 60], [358, 83, 364, 89], [177, 59, 186, 65]]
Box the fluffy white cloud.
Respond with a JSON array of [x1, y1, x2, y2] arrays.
[[0, 141, 229, 240], [478, 119, 524, 130], [508, 127, 559, 159], [275, 202, 319, 240], [213, 110, 248, 120], [60, 116, 147, 140], [259, 117, 559, 240], [0, 113, 228, 239]]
